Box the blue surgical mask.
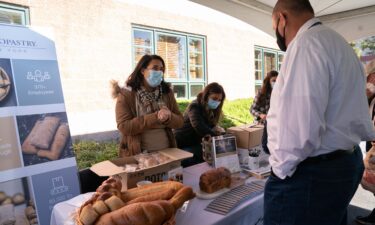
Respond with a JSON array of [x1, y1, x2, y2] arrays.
[[146, 70, 163, 87], [207, 98, 221, 109], [271, 81, 275, 89]]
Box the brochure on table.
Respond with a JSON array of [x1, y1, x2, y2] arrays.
[[0, 24, 80, 225]]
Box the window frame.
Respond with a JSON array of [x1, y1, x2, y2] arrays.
[[0, 3, 30, 26], [132, 25, 207, 99], [254, 46, 284, 94]]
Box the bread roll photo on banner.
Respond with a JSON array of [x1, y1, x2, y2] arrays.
[[30, 116, 61, 149], [37, 123, 70, 160]]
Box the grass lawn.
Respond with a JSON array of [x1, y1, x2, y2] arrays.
[[74, 98, 254, 169]]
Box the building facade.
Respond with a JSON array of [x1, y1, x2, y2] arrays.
[[0, 0, 282, 137]]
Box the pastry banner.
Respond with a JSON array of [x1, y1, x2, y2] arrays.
[[0, 24, 80, 225]]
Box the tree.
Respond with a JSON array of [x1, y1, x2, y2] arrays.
[[351, 36, 375, 56], [360, 36, 375, 52]]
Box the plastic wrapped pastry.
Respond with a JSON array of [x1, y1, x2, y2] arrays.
[[37, 123, 70, 160], [29, 116, 61, 149], [21, 120, 42, 154]]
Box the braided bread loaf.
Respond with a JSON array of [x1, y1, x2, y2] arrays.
[[77, 178, 195, 225]]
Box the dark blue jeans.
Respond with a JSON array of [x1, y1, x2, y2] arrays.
[[264, 146, 364, 225]]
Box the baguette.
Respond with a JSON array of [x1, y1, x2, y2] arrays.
[[169, 186, 195, 210], [121, 181, 183, 203], [95, 200, 175, 225], [126, 188, 177, 205]]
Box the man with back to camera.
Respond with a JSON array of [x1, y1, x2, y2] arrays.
[[265, 0, 375, 224]]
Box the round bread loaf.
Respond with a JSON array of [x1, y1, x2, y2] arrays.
[[199, 167, 231, 193]]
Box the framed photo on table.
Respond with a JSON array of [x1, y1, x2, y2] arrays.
[[212, 134, 241, 173]]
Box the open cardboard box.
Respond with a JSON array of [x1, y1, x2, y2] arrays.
[[227, 124, 264, 149], [90, 148, 193, 190]]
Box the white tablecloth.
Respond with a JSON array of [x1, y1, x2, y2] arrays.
[[51, 163, 264, 225]]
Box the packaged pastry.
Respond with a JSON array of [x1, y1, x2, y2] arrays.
[[123, 164, 138, 172], [29, 116, 61, 149]]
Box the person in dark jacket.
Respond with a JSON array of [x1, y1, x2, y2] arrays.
[[174, 82, 226, 167]]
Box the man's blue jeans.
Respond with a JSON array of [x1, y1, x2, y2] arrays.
[[264, 146, 364, 225]]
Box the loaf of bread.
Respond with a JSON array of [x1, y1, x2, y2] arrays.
[[169, 186, 195, 210], [126, 188, 177, 205], [95, 200, 175, 225], [121, 181, 183, 203], [77, 178, 195, 225], [199, 167, 231, 193]]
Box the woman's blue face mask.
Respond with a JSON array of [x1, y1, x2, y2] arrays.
[[146, 70, 163, 87], [207, 98, 221, 109]]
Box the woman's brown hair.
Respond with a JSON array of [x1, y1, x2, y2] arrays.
[[196, 82, 226, 125], [258, 70, 278, 105], [126, 54, 171, 93]]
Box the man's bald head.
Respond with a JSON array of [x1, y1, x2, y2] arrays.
[[273, 0, 315, 16]]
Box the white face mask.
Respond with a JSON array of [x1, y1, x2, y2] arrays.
[[271, 81, 276, 89], [367, 83, 375, 94]]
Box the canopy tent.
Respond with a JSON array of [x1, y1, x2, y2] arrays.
[[190, 0, 375, 41]]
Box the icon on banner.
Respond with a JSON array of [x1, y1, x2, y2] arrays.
[[50, 176, 69, 195], [26, 70, 51, 82]]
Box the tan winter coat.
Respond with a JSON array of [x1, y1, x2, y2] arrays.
[[113, 83, 183, 157]]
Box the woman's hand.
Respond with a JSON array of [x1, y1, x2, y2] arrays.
[[259, 114, 267, 121], [212, 126, 225, 135], [158, 106, 171, 123]]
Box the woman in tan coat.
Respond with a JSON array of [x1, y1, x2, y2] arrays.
[[112, 55, 183, 157]]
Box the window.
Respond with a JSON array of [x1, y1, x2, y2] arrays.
[[132, 26, 206, 99], [0, 3, 29, 25], [254, 46, 284, 94]]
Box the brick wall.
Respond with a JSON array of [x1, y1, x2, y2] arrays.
[[0, 0, 277, 136]]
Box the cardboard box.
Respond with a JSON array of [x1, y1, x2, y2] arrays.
[[90, 148, 193, 190], [227, 124, 264, 149]]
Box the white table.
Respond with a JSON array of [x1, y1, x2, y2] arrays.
[[51, 163, 265, 225]]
